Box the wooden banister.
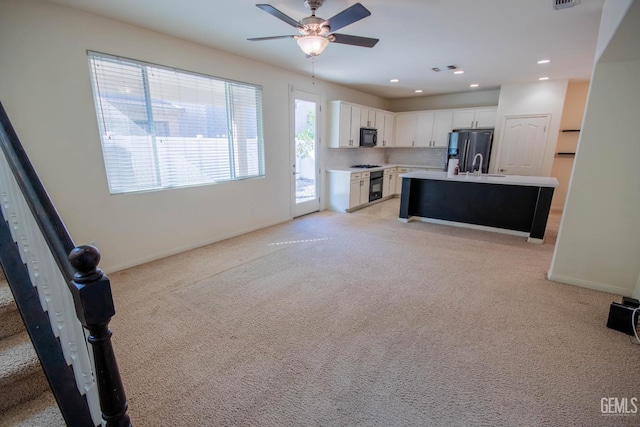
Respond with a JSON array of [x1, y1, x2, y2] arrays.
[[69, 245, 131, 427]]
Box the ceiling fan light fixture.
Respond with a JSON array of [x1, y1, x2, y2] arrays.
[[297, 36, 329, 56]]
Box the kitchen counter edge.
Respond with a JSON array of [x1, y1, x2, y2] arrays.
[[400, 170, 559, 188]]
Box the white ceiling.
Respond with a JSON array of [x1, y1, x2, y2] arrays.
[[47, 0, 605, 99]]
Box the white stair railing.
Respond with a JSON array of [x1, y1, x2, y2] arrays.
[[0, 101, 130, 427], [0, 145, 102, 425]]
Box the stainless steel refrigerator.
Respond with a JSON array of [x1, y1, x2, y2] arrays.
[[445, 130, 493, 173]]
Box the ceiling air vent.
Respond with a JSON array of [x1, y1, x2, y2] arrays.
[[554, 0, 578, 10]]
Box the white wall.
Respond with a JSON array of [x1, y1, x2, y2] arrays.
[[550, 81, 590, 210], [594, 0, 633, 62], [387, 89, 500, 112], [0, 0, 385, 272], [491, 80, 568, 176], [549, 0, 640, 297]]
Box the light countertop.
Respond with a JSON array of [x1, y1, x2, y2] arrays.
[[327, 164, 444, 173], [400, 170, 559, 188]]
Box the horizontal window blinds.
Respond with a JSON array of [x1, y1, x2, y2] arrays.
[[88, 52, 265, 194]]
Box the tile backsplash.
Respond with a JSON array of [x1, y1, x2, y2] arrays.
[[325, 148, 385, 169], [326, 147, 446, 169], [386, 148, 446, 168]]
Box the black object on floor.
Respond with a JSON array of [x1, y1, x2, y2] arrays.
[[606, 298, 640, 335]]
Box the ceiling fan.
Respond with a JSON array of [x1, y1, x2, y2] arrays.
[[248, 0, 379, 57]]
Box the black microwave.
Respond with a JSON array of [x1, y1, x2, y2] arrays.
[[360, 128, 377, 147]]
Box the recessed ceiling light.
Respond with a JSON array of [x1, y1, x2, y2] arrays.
[[539, 76, 549, 81], [453, 70, 464, 75], [470, 84, 479, 88], [390, 79, 399, 83], [537, 59, 551, 64], [415, 89, 423, 93]]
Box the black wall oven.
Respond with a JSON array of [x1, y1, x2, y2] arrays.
[[369, 170, 384, 202]]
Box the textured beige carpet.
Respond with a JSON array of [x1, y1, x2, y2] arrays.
[[109, 199, 639, 426]]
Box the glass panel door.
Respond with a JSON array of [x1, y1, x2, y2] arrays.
[[292, 89, 320, 217]]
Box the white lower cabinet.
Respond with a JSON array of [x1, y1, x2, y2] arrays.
[[349, 171, 370, 208], [396, 167, 410, 195], [328, 170, 370, 212], [383, 167, 396, 197], [358, 172, 370, 206]]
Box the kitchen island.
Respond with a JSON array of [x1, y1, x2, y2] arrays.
[[398, 171, 559, 243]]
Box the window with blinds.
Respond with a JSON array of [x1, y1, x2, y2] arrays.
[[87, 51, 265, 194]]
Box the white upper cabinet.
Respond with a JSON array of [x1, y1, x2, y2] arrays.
[[451, 107, 497, 129], [475, 108, 497, 128], [416, 111, 435, 147], [328, 101, 497, 150], [360, 108, 376, 128], [328, 101, 361, 148], [328, 101, 394, 148], [394, 113, 418, 147], [397, 110, 453, 147], [375, 110, 395, 147], [432, 110, 454, 147]]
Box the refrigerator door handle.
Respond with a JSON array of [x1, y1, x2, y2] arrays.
[[462, 139, 470, 172]]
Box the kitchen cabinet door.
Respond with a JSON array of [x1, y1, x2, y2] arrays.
[[475, 108, 497, 128], [329, 102, 361, 148], [384, 172, 396, 196], [383, 112, 395, 147], [452, 109, 476, 130], [375, 111, 394, 147], [349, 178, 361, 208], [359, 178, 370, 205], [396, 167, 410, 194], [432, 110, 454, 147], [395, 113, 417, 147], [416, 111, 435, 147], [360, 108, 375, 128], [452, 107, 497, 130], [348, 104, 361, 146], [383, 168, 395, 197]]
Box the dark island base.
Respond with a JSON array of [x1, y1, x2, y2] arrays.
[[399, 178, 555, 242]]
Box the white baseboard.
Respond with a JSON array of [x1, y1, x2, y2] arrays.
[[412, 216, 529, 238], [102, 218, 289, 274], [547, 272, 633, 297]]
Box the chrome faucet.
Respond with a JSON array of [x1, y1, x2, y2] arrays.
[[472, 153, 484, 176]]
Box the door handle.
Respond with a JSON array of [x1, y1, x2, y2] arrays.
[[499, 168, 507, 173]]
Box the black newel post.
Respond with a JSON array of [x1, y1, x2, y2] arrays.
[[68, 245, 131, 427]]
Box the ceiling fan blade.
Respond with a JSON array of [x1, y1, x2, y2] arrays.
[[331, 33, 379, 48], [248, 35, 296, 41], [256, 4, 301, 28], [324, 3, 371, 33]]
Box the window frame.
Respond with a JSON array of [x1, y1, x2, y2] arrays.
[[87, 51, 266, 195]]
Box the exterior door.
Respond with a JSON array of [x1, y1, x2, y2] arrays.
[[497, 115, 550, 176], [291, 89, 321, 217]]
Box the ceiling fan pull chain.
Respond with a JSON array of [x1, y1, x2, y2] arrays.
[[311, 55, 316, 85]]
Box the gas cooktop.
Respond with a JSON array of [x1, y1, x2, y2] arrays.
[[351, 164, 381, 169]]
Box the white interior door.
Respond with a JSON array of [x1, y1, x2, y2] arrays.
[[497, 115, 550, 176], [291, 89, 321, 217]]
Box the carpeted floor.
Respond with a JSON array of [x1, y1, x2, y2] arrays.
[[108, 199, 639, 426]]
